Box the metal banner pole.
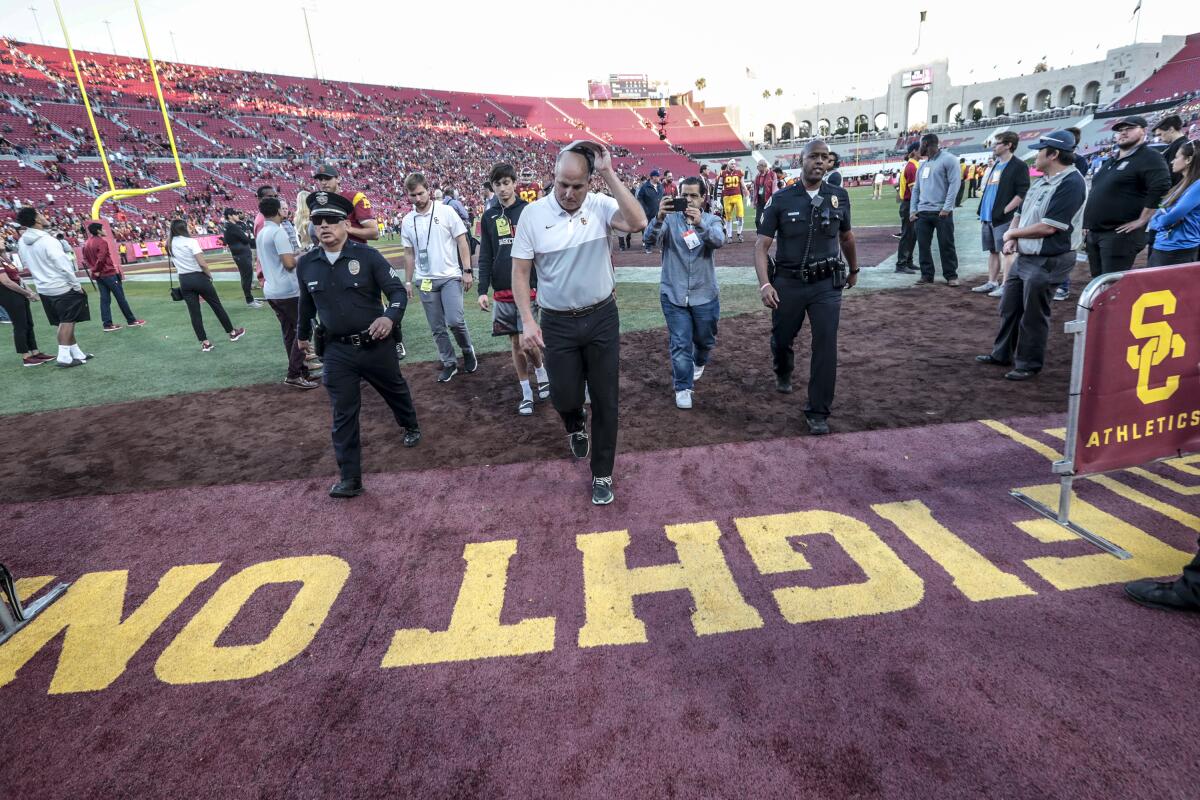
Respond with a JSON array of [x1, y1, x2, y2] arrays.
[[1010, 272, 1131, 559], [0, 564, 71, 646]]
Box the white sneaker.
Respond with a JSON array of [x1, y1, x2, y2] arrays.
[[971, 281, 997, 293], [693, 364, 705, 382], [675, 389, 693, 409], [987, 286, 1004, 298]]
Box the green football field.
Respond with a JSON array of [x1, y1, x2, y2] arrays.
[[0, 280, 765, 416]]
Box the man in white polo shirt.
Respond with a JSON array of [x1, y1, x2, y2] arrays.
[[401, 173, 477, 383], [512, 142, 648, 506]]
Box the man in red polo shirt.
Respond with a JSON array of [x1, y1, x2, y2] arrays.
[[313, 163, 378, 243], [83, 222, 145, 331], [752, 160, 775, 232]]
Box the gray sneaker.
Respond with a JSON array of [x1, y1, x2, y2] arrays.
[[971, 281, 997, 293], [1053, 287, 1070, 302], [438, 364, 458, 382], [987, 286, 1004, 298]]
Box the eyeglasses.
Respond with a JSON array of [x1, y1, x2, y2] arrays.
[[311, 214, 343, 226]]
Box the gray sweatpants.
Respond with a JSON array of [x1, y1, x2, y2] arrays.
[[418, 276, 473, 366]]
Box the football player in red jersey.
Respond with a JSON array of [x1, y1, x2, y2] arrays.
[[516, 167, 543, 205], [718, 158, 747, 242], [313, 163, 378, 244]]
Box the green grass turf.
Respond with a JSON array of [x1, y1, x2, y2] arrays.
[[726, 186, 901, 230], [0, 280, 765, 416]]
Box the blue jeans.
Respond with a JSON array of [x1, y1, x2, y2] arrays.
[[97, 274, 137, 326], [660, 295, 719, 391]]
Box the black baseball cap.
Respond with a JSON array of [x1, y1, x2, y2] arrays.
[[306, 191, 353, 219], [1112, 116, 1149, 131], [313, 163, 339, 178], [905, 141, 920, 154], [1029, 130, 1077, 152]]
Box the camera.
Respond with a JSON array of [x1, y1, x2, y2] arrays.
[[671, 198, 689, 212]]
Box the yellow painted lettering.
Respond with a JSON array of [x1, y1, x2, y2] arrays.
[[381, 540, 554, 667], [576, 522, 763, 648], [156, 555, 348, 685], [871, 500, 1036, 601], [0, 565, 219, 694], [1086, 432, 1100, 448], [735, 511, 924, 624]]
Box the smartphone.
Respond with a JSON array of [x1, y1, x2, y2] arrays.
[[671, 198, 688, 212]]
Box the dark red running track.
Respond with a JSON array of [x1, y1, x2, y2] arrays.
[[2, 414, 1198, 799]]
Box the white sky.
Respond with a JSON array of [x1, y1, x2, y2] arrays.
[[6, 0, 1199, 108]]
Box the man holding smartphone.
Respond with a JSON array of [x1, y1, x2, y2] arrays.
[[644, 178, 725, 409], [511, 141, 648, 506]]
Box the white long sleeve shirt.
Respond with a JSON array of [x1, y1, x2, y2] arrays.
[[18, 227, 80, 296]]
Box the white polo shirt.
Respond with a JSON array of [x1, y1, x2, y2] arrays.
[[401, 201, 468, 280], [511, 191, 619, 311]]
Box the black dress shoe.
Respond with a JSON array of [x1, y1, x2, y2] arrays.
[[806, 416, 830, 435], [403, 428, 421, 447], [329, 478, 364, 498], [1124, 579, 1200, 612], [975, 354, 1013, 366], [775, 375, 793, 394], [1004, 368, 1039, 381]]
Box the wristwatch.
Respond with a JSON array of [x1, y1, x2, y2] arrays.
[[849, 268, 861, 274]]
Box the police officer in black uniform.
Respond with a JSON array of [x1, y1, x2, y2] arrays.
[[754, 139, 858, 436], [296, 192, 420, 498]]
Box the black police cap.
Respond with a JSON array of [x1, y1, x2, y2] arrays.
[[306, 191, 354, 219]]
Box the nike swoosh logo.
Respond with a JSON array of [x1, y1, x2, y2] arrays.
[[545, 224, 555, 228]]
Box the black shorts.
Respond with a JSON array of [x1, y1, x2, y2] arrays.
[[41, 289, 90, 325]]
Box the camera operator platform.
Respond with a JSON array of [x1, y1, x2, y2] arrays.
[[297, 192, 421, 498], [754, 140, 858, 435]]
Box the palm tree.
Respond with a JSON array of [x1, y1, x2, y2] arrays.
[[775, 88, 783, 97], [762, 89, 770, 99], [695, 78, 707, 91]]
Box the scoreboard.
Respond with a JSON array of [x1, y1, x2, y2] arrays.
[[901, 68, 933, 88], [609, 74, 650, 99]]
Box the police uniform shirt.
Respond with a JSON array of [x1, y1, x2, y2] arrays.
[[1082, 144, 1171, 231], [401, 201, 468, 280], [758, 183, 852, 266], [296, 240, 407, 339]]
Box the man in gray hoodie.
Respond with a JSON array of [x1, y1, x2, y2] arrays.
[[909, 133, 962, 286], [16, 206, 92, 367]]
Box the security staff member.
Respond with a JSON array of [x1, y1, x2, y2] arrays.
[[296, 192, 420, 498], [754, 139, 858, 436], [223, 208, 260, 307]]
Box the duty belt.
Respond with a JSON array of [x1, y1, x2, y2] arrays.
[[776, 259, 842, 283], [540, 293, 616, 318], [330, 330, 383, 348]]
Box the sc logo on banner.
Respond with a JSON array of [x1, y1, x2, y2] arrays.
[[1126, 290, 1187, 404]]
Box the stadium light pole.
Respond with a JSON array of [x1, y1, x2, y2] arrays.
[[170, 30, 179, 62], [28, 5, 47, 45], [302, 8, 320, 80], [102, 19, 116, 54]]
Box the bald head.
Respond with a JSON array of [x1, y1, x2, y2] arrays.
[[800, 139, 830, 187], [554, 150, 592, 213]]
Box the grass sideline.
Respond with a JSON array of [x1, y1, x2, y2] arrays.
[[0, 280, 766, 416]]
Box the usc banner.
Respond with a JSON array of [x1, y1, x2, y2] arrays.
[[1073, 262, 1200, 475]]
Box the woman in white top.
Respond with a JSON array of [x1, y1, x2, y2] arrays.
[[294, 190, 313, 250], [166, 219, 246, 352]]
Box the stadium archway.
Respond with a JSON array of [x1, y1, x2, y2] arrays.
[[989, 96, 1006, 117], [854, 114, 869, 134], [1012, 93, 1028, 113], [905, 90, 929, 129], [780, 122, 794, 140], [946, 103, 961, 124], [798, 120, 812, 137], [873, 112, 888, 131], [1035, 89, 1052, 110], [1083, 81, 1101, 104], [1059, 85, 1076, 106], [967, 99, 984, 121], [835, 116, 850, 135], [818, 119, 831, 136], [763, 124, 776, 144]]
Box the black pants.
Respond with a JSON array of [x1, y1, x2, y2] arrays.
[[916, 211, 958, 280], [96, 274, 137, 326], [0, 287, 37, 353], [1147, 247, 1199, 268], [541, 298, 620, 479], [1086, 230, 1145, 277], [955, 179, 965, 207], [231, 252, 255, 303], [770, 275, 842, 419], [897, 199, 915, 267], [322, 340, 418, 480], [268, 297, 309, 380], [990, 253, 1073, 372], [179, 272, 234, 342]]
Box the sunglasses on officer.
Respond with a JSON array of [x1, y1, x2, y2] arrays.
[[311, 214, 344, 226]]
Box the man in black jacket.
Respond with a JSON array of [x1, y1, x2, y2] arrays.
[[1083, 115, 1171, 277], [223, 208, 260, 308], [971, 132, 1030, 297], [477, 163, 549, 415]]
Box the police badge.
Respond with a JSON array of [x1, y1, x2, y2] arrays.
[[315, 191, 329, 206], [830, 195, 839, 209], [348, 260, 361, 275]]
